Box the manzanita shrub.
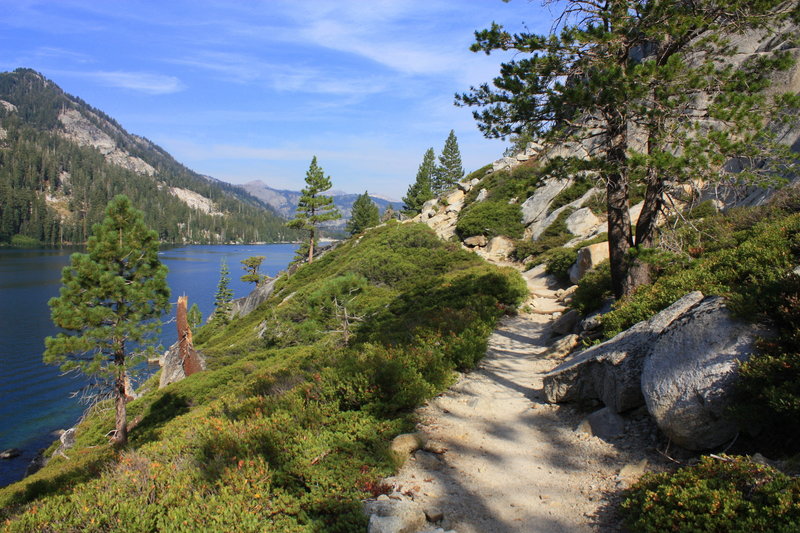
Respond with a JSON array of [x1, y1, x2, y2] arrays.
[[621, 455, 800, 533]]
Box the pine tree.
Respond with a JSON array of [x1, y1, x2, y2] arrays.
[[287, 156, 341, 263], [457, 0, 800, 298], [347, 191, 380, 235], [402, 148, 436, 215], [44, 195, 170, 446], [240, 255, 266, 286], [434, 130, 464, 193], [187, 303, 203, 329], [212, 259, 233, 324]]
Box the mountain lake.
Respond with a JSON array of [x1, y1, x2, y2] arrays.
[[0, 243, 298, 488]]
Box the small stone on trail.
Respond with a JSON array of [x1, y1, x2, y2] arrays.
[[391, 433, 426, 458]]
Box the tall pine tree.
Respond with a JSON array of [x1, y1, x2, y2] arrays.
[[212, 258, 234, 324], [287, 157, 340, 263], [44, 195, 170, 446], [434, 130, 464, 193], [402, 148, 436, 215], [347, 191, 380, 235], [457, 0, 800, 298]]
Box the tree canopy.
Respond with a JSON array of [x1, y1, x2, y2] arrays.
[[434, 129, 464, 193], [458, 0, 800, 297], [287, 156, 341, 263], [44, 195, 170, 445], [402, 148, 436, 215], [212, 258, 233, 324], [241, 255, 266, 285], [347, 191, 380, 235]]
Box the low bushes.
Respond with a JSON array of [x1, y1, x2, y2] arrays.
[[621, 455, 800, 532], [0, 222, 526, 532], [456, 200, 524, 239]]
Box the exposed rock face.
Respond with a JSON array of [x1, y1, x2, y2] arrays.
[[543, 291, 705, 412], [58, 108, 155, 176], [159, 341, 208, 388], [521, 178, 572, 227], [483, 236, 515, 261], [568, 242, 609, 284], [463, 235, 488, 247], [168, 187, 220, 215], [641, 296, 763, 450], [231, 278, 277, 318], [566, 207, 601, 236]]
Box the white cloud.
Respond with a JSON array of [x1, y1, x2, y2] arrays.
[[86, 71, 185, 94]]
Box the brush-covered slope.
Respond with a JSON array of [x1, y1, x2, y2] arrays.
[[0, 68, 296, 245], [0, 221, 526, 532]]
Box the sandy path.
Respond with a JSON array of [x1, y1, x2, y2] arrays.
[[383, 295, 664, 532]]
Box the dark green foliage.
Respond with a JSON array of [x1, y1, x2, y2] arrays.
[[602, 211, 800, 337], [2, 222, 527, 531], [544, 247, 578, 282], [44, 195, 170, 445], [211, 259, 233, 324], [733, 274, 800, 455], [287, 157, 341, 263], [0, 69, 297, 245], [571, 261, 613, 314], [457, 0, 800, 298], [347, 191, 380, 235], [685, 199, 719, 220], [434, 130, 464, 193], [464, 164, 542, 206], [240, 256, 266, 285], [402, 148, 436, 215], [187, 303, 202, 329], [455, 200, 524, 239], [621, 455, 800, 532]]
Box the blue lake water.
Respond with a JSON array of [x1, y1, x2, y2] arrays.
[[0, 243, 297, 488]]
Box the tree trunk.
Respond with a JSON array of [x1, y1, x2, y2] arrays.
[[308, 227, 315, 263], [625, 167, 665, 291], [177, 295, 203, 376], [605, 121, 633, 299], [112, 351, 128, 446]]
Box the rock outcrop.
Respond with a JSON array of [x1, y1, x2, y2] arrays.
[[231, 278, 277, 318], [543, 291, 705, 412], [568, 242, 609, 284], [641, 296, 763, 450]]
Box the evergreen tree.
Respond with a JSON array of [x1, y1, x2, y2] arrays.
[[402, 148, 436, 215], [457, 0, 800, 298], [287, 156, 341, 263], [434, 130, 464, 193], [212, 259, 233, 324], [187, 303, 203, 329], [241, 255, 266, 286], [347, 191, 380, 235], [44, 195, 170, 446]]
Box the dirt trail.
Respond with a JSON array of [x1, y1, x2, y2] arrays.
[[383, 275, 664, 532]]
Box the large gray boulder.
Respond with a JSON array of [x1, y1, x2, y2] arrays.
[[231, 277, 277, 318], [568, 242, 609, 284], [641, 296, 763, 450], [543, 291, 705, 412], [521, 178, 572, 226]]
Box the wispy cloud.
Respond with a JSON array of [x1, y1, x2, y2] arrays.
[[85, 71, 186, 95]]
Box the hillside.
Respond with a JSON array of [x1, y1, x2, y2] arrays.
[[0, 221, 527, 531], [241, 180, 396, 230], [0, 68, 299, 245]]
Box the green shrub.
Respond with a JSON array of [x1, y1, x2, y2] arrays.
[[544, 247, 578, 282], [733, 274, 800, 455], [621, 455, 800, 533], [685, 199, 718, 220], [602, 212, 800, 337], [456, 201, 524, 239], [10, 234, 40, 247], [571, 260, 612, 314]]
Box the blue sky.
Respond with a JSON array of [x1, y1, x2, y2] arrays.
[[1, 0, 554, 200]]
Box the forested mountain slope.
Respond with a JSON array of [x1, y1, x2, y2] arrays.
[[0, 68, 298, 245]]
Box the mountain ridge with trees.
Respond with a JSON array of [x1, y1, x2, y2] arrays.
[[0, 68, 299, 245]]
